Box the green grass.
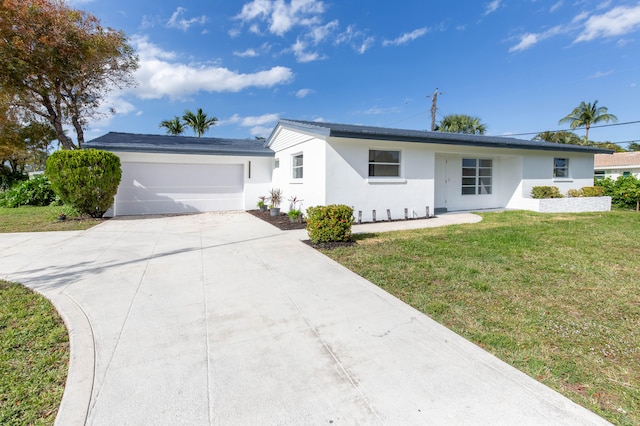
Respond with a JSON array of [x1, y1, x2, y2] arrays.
[[0, 280, 69, 425], [0, 205, 102, 233], [322, 210, 640, 425]]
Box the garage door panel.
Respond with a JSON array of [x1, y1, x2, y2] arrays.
[[115, 162, 244, 215]]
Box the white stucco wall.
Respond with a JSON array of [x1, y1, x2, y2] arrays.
[[324, 138, 434, 222], [269, 128, 327, 213], [520, 153, 595, 197]]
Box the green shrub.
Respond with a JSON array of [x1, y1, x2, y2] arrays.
[[531, 186, 563, 199], [580, 186, 605, 197], [566, 189, 582, 198], [596, 176, 640, 209], [0, 175, 56, 207], [306, 204, 353, 244], [46, 149, 121, 218]]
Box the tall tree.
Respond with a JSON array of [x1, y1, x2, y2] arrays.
[[182, 108, 217, 137], [159, 116, 186, 136], [435, 114, 487, 135], [0, 0, 138, 149], [628, 142, 640, 152], [558, 100, 618, 142], [533, 130, 583, 145]]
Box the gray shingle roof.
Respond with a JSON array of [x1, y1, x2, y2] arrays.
[[273, 119, 613, 154], [84, 132, 274, 157]]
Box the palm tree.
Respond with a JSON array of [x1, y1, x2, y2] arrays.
[[182, 108, 217, 137], [159, 116, 185, 136], [558, 100, 618, 142], [435, 114, 487, 135]]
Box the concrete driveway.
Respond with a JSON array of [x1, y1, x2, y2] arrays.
[[0, 212, 609, 425]]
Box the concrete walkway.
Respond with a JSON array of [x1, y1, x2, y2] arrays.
[[0, 212, 609, 425]]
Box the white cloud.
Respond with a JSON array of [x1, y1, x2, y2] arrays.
[[575, 5, 640, 42], [336, 25, 375, 53], [130, 36, 293, 100], [224, 113, 280, 126], [484, 0, 502, 16], [509, 25, 564, 52], [223, 112, 280, 137], [249, 126, 274, 137], [64, 0, 94, 5], [550, 1, 563, 13], [617, 38, 634, 47], [166, 7, 207, 31], [588, 70, 614, 79], [233, 48, 259, 58], [295, 88, 314, 98], [383, 27, 428, 46], [236, 0, 325, 36], [359, 106, 402, 115], [308, 20, 339, 44], [290, 38, 325, 62]]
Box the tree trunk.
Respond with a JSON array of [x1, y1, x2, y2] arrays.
[[71, 114, 84, 149], [40, 89, 77, 150]]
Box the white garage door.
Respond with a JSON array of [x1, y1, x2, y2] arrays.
[[115, 162, 244, 215]]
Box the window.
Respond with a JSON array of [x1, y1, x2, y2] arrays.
[[292, 153, 303, 179], [369, 150, 400, 177], [594, 170, 605, 180], [462, 159, 492, 195], [274, 158, 280, 169], [554, 158, 569, 178], [623, 171, 631, 177]]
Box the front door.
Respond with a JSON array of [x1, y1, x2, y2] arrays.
[[435, 155, 447, 212]]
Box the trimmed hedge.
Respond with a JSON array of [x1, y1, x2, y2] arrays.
[[531, 186, 563, 199], [306, 204, 353, 244], [581, 186, 605, 197], [566, 186, 605, 198], [46, 149, 121, 218]]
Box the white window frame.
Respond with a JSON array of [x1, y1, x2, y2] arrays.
[[462, 158, 493, 195], [291, 152, 303, 180], [553, 158, 570, 179], [368, 149, 402, 178]]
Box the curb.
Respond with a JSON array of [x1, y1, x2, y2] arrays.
[[46, 291, 95, 426]]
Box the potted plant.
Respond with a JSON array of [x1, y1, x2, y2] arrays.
[[257, 196, 268, 212], [268, 188, 282, 216], [287, 209, 302, 223], [287, 195, 304, 223]]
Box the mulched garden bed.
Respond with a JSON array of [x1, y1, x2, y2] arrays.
[[248, 209, 358, 249], [247, 209, 306, 230]]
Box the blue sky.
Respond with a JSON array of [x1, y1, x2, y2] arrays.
[[68, 0, 640, 147]]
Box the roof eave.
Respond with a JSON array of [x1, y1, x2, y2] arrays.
[[84, 143, 275, 157], [327, 130, 613, 154]]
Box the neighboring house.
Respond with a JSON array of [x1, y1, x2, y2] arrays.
[[594, 152, 640, 180], [85, 119, 611, 218]]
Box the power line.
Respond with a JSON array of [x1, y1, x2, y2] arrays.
[[502, 120, 640, 137]]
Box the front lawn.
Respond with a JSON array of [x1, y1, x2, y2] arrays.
[[321, 210, 639, 425], [0, 205, 103, 233], [0, 280, 69, 425]]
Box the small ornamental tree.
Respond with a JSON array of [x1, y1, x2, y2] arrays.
[[306, 204, 353, 244], [46, 149, 121, 217]]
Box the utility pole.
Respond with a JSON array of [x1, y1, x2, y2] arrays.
[[428, 88, 444, 131]]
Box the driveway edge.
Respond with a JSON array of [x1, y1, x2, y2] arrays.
[[45, 291, 95, 426]]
